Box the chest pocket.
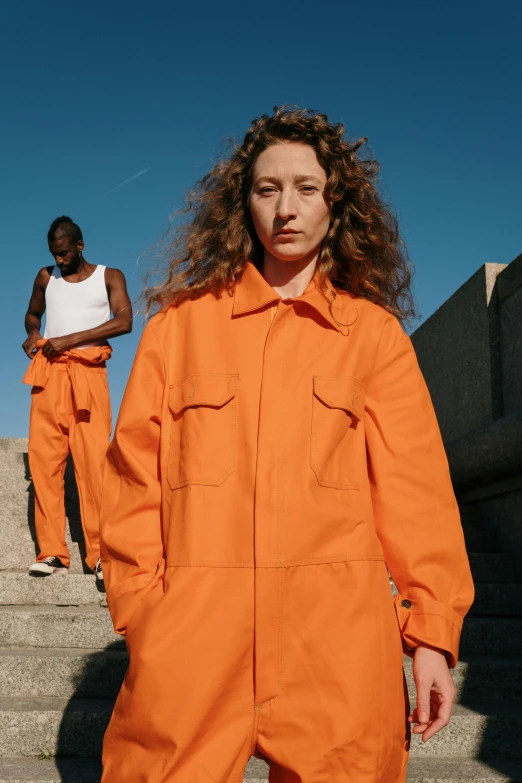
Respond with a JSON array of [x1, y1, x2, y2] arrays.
[[167, 373, 239, 490], [311, 376, 366, 490]]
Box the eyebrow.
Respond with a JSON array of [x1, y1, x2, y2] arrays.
[[253, 174, 325, 185]]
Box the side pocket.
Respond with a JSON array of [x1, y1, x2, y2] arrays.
[[125, 558, 166, 642]]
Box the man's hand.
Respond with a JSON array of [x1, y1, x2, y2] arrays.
[[409, 644, 456, 742], [41, 336, 72, 360], [22, 332, 43, 359]]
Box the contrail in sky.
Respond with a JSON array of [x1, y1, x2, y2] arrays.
[[102, 167, 150, 197]]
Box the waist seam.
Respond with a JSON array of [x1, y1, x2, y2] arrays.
[[165, 555, 385, 569]]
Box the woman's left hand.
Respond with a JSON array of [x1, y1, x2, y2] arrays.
[[409, 644, 456, 742]]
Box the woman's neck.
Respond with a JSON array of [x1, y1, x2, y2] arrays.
[[262, 253, 318, 299]]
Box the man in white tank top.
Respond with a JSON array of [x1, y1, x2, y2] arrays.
[[22, 216, 132, 581]]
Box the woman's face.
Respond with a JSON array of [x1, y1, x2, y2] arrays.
[[249, 142, 330, 265]]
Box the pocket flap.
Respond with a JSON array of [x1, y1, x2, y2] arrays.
[[313, 376, 366, 420], [169, 373, 238, 414]]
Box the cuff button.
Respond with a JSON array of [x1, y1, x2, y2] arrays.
[[401, 599, 412, 609]]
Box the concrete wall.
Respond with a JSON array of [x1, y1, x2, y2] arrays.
[[411, 263, 506, 443], [497, 254, 522, 415], [411, 254, 522, 579]]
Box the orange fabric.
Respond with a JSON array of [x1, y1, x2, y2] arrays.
[[23, 340, 112, 411], [100, 262, 474, 782], [24, 342, 112, 570]]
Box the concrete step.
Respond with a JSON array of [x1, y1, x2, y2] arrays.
[[0, 607, 121, 650], [0, 757, 522, 783], [408, 702, 522, 758], [0, 697, 520, 760], [0, 446, 85, 573], [0, 698, 113, 757], [0, 573, 106, 607], [470, 584, 522, 617], [1, 647, 520, 703], [464, 525, 498, 553], [469, 552, 515, 584], [245, 757, 522, 783], [0, 648, 127, 699], [460, 617, 522, 656], [404, 656, 522, 703], [0, 757, 102, 783], [0, 438, 28, 454], [405, 758, 522, 782]]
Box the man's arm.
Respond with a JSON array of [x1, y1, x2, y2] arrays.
[[42, 268, 133, 359], [22, 268, 51, 358]]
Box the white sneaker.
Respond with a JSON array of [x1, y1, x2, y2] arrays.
[[29, 556, 68, 576], [94, 557, 104, 582]]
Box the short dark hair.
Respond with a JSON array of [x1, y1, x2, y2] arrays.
[[48, 216, 83, 244]]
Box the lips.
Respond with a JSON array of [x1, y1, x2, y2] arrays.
[[275, 230, 300, 236]]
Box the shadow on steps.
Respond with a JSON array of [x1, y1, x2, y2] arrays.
[[54, 640, 126, 782], [457, 512, 522, 779]]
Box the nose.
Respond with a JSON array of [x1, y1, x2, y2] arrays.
[[276, 189, 297, 222]]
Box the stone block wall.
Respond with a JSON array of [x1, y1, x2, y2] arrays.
[[411, 253, 522, 579], [497, 256, 522, 415]]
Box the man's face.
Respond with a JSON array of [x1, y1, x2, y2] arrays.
[[48, 236, 84, 274]]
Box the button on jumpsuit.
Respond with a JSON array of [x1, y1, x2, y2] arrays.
[[100, 262, 474, 783]]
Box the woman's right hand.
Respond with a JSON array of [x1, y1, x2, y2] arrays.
[[409, 644, 456, 742]]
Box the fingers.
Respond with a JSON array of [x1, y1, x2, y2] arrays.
[[420, 696, 453, 742], [409, 707, 433, 736], [410, 689, 454, 742], [416, 679, 432, 726], [410, 681, 432, 736], [23, 344, 37, 359]]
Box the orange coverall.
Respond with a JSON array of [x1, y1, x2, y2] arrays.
[[23, 341, 112, 570], [100, 262, 474, 783]]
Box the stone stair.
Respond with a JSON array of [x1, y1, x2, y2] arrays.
[[0, 438, 521, 781]]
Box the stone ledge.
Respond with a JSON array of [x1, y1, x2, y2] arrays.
[[447, 408, 522, 492]]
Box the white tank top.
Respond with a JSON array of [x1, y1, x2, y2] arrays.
[[44, 265, 111, 349]]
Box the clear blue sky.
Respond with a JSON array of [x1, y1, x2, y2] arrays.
[[2, 0, 521, 437]]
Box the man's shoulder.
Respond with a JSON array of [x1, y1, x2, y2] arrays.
[[103, 266, 126, 281], [35, 266, 54, 288], [103, 267, 129, 293]]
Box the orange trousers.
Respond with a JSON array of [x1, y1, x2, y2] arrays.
[[24, 345, 112, 570]]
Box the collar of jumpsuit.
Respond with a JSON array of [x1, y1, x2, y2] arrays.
[[232, 260, 356, 333]]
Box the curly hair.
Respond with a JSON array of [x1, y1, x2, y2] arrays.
[[145, 106, 415, 321]]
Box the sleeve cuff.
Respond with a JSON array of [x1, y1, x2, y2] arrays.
[[393, 593, 464, 668]]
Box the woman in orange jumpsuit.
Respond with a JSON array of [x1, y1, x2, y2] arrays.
[[100, 107, 474, 782]]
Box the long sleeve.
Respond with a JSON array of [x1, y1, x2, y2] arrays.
[[364, 315, 474, 668], [100, 320, 166, 635]]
